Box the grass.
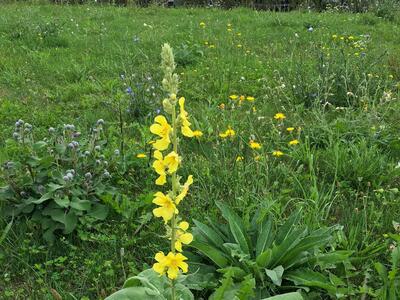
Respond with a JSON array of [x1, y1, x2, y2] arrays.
[[0, 3, 400, 299]]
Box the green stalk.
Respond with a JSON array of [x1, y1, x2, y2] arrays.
[[170, 98, 178, 300]]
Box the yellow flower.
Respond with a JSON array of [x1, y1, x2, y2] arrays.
[[289, 139, 299, 146], [174, 221, 193, 252], [239, 95, 245, 102], [246, 96, 255, 102], [176, 175, 193, 204], [153, 150, 167, 185], [236, 156, 244, 162], [219, 103, 225, 110], [229, 95, 238, 100], [286, 127, 295, 132], [332, 34, 337, 39], [199, 22, 205, 28], [227, 23, 232, 27], [192, 130, 203, 137], [252, 106, 257, 113], [237, 44, 242, 48], [274, 113, 286, 120], [249, 140, 262, 150], [272, 150, 284, 157], [178, 97, 194, 137], [150, 115, 172, 151], [219, 128, 235, 138], [153, 252, 188, 280], [136, 153, 147, 158], [152, 192, 178, 223], [209, 44, 215, 48], [227, 28, 232, 32], [164, 151, 180, 174], [237, 32, 241, 36]]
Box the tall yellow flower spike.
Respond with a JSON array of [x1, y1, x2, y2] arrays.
[[151, 44, 196, 297]]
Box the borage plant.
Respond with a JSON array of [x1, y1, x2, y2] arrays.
[[107, 44, 202, 300]]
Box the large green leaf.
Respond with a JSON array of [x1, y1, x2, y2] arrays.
[[265, 265, 284, 286], [256, 249, 272, 268], [256, 215, 274, 257], [275, 209, 302, 245], [261, 292, 303, 300], [270, 228, 307, 268], [193, 219, 225, 250], [285, 269, 337, 294], [89, 203, 109, 220], [190, 240, 229, 268], [216, 202, 250, 254], [105, 287, 165, 300]]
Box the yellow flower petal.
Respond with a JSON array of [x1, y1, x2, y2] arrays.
[[178, 221, 189, 231], [179, 233, 193, 245]]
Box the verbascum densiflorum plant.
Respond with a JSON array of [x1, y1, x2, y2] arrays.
[[150, 43, 201, 299]]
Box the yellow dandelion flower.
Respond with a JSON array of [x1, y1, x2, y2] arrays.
[[286, 127, 295, 132], [136, 153, 147, 158], [239, 95, 245, 101], [272, 150, 284, 157], [236, 156, 244, 162], [219, 103, 225, 110], [289, 139, 299, 146], [246, 96, 255, 102], [229, 95, 238, 100], [249, 140, 262, 150], [219, 128, 235, 138], [199, 22, 205, 28], [274, 113, 286, 120]]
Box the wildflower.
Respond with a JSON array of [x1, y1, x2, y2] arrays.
[[286, 127, 295, 132], [252, 106, 257, 113], [153, 150, 167, 185], [246, 96, 255, 102], [153, 192, 178, 223], [192, 130, 203, 137], [227, 28, 232, 32], [229, 95, 238, 100], [209, 44, 215, 48], [153, 252, 188, 280], [289, 139, 299, 146], [199, 22, 205, 28], [239, 95, 245, 102], [332, 34, 337, 39], [219, 103, 225, 109], [272, 150, 284, 157], [236, 156, 244, 162], [237, 44, 242, 48], [164, 151, 180, 174], [174, 221, 193, 252], [176, 175, 193, 204], [178, 97, 194, 137], [150, 115, 172, 151], [249, 140, 262, 150], [274, 113, 286, 120], [219, 128, 235, 138], [136, 153, 147, 158]]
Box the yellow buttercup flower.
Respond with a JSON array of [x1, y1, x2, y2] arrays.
[[286, 127, 295, 132], [150, 115, 172, 151], [229, 95, 238, 100], [236, 156, 244, 162], [153, 252, 188, 280], [272, 150, 284, 157], [152, 192, 178, 223], [219, 127, 235, 138], [246, 96, 255, 102], [289, 139, 299, 145], [274, 113, 286, 120], [174, 221, 193, 252], [192, 130, 203, 137], [249, 140, 262, 150], [178, 97, 194, 137], [136, 153, 147, 158], [176, 175, 193, 204]]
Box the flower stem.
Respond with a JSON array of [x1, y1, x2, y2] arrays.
[[170, 97, 178, 300]]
